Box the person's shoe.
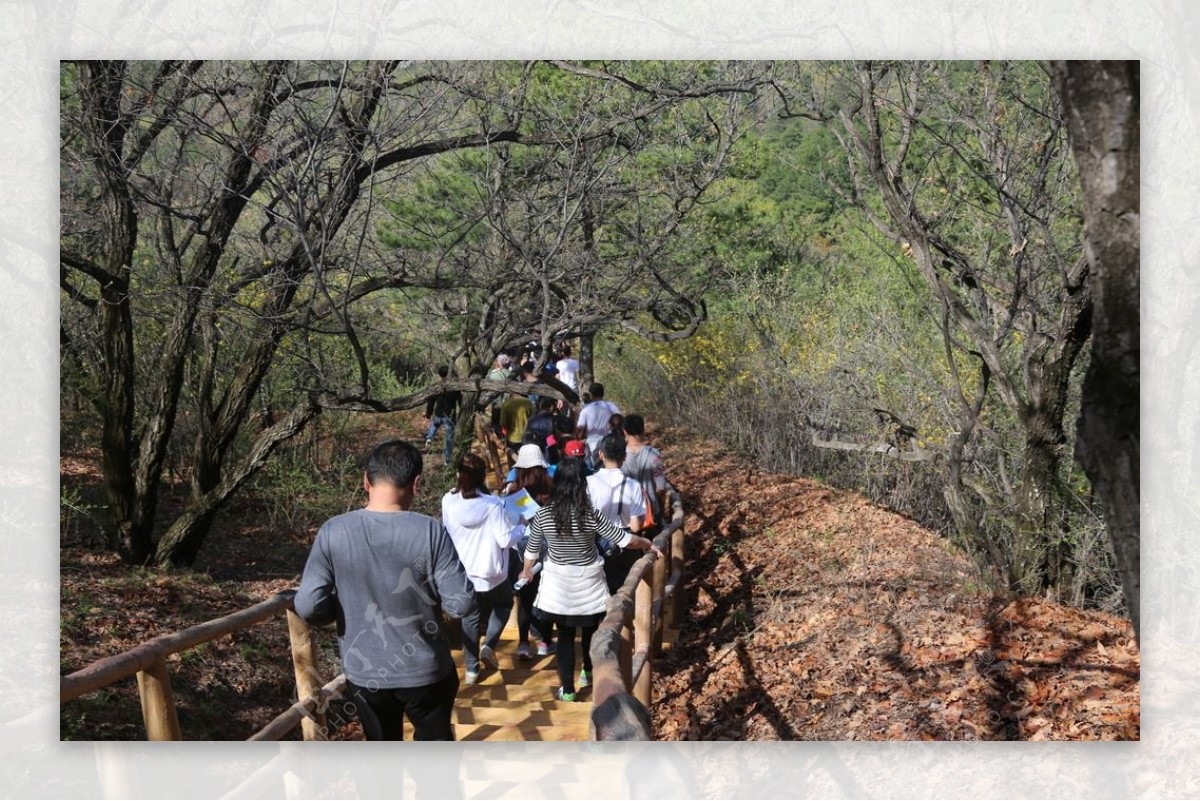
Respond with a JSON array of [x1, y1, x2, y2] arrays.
[[480, 644, 499, 670], [423, 439, 433, 453], [577, 669, 590, 688], [465, 670, 479, 685], [555, 688, 577, 702], [536, 641, 551, 656], [517, 642, 533, 660]]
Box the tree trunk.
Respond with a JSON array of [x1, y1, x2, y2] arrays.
[[79, 60, 153, 564], [578, 330, 595, 397], [1054, 60, 1141, 640], [155, 398, 321, 567]]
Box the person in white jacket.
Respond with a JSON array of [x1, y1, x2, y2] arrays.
[[442, 453, 523, 684]]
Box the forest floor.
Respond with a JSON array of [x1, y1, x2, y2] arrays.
[[59, 416, 1139, 741], [651, 428, 1140, 741]]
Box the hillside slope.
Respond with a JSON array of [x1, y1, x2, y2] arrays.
[[651, 429, 1139, 741]]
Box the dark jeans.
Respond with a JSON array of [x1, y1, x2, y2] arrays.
[[424, 415, 455, 461], [507, 556, 552, 645], [461, 581, 513, 672], [346, 671, 459, 741], [556, 624, 596, 694]]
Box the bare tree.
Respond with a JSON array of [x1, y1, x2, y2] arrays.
[[784, 61, 1093, 597], [60, 60, 767, 566]]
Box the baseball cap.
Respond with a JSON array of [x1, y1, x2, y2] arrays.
[[564, 440, 587, 458]]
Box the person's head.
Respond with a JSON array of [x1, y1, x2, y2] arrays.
[[599, 433, 627, 467], [436, 365, 449, 379], [520, 363, 536, 381], [608, 412, 624, 433], [496, 353, 512, 369], [622, 414, 646, 438], [454, 452, 489, 499], [364, 440, 423, 504], [589, 382, 605, 399], [516, 465, 552, 504], [563, 438, 587, 459], [559, 343, 572, 357], [538, 396, 556, 413], [549, 457, 592, 534]]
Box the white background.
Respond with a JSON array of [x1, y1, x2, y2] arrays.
[[1, 1, 1195, 797]]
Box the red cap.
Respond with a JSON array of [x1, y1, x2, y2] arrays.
[[564, 440, 587, 457]]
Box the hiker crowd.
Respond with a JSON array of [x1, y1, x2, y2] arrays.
[[294, 341, 672, 740]]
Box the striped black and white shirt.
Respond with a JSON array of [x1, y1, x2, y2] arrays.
[[525, 504, 632, 566]]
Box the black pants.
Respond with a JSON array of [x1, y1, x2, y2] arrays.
[[347, 671, 459, 741], [507, 556, 553, 645], [604, 548, 644, 595], [555, 624, 595, 694]]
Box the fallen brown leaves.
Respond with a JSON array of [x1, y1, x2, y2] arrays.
[[651, 429, 1139, 741]]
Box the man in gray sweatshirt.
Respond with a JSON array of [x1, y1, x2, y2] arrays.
[[294, 439, 477, 740]]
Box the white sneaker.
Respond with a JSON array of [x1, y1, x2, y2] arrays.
[[480, 644, 499, 670], [465, 670, 479, 685], [536, 641, 551, 656]]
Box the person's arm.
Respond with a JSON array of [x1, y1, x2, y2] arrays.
[[491, 498, 523, 548], [592, 506, 660, 555], [519, 511, 548, 581], [293, 527, 338, 626], [424, 393, 435, 418], [429, 523, 477, 620]]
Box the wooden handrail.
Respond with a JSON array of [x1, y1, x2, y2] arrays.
[[61, 589, 327, 741], [248, 674, 348, 741], [590, 486, 687, 740]]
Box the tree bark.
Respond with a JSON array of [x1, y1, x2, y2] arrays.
[[1054, 60, 1140, 640]]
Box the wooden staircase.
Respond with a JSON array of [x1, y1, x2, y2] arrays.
[[407, 615, 593, 742]]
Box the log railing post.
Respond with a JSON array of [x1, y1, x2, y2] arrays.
[[286, 609, 326, 741], [136, 654, 181, 741], [651, 540, 668, 657], [668, 521, 685, 629], [619, 623, 634, 690], [633, 572, 653, 709]]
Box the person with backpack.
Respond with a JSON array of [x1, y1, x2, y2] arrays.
[[587, 433, 648, 594], [621, 414, 670, 533]]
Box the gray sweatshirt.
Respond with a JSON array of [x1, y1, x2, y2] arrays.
[[294, 508, 477, 689]]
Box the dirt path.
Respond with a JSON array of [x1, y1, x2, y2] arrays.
[[651, 428, 1139, 741]]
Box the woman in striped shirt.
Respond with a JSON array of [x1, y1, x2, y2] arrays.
[[519, 457, 660, 701]]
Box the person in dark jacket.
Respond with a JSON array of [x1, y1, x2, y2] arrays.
[[424, 365, 462, 462], [294, 439, 476, 740]]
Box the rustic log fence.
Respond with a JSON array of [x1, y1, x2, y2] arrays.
[[589, 486, 686, 740], [60, 590, 339, 741], [60, 490, 687, 742]]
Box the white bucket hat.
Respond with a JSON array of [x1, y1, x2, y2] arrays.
[[513, 443, 549, 469]]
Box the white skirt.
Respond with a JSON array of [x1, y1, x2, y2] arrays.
[[533, 557, 609, 617]]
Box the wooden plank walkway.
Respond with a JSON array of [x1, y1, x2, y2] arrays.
[[398, 613, 594, 742]]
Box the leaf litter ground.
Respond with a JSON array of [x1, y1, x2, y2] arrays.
[[651, 428, 1139, 741]]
